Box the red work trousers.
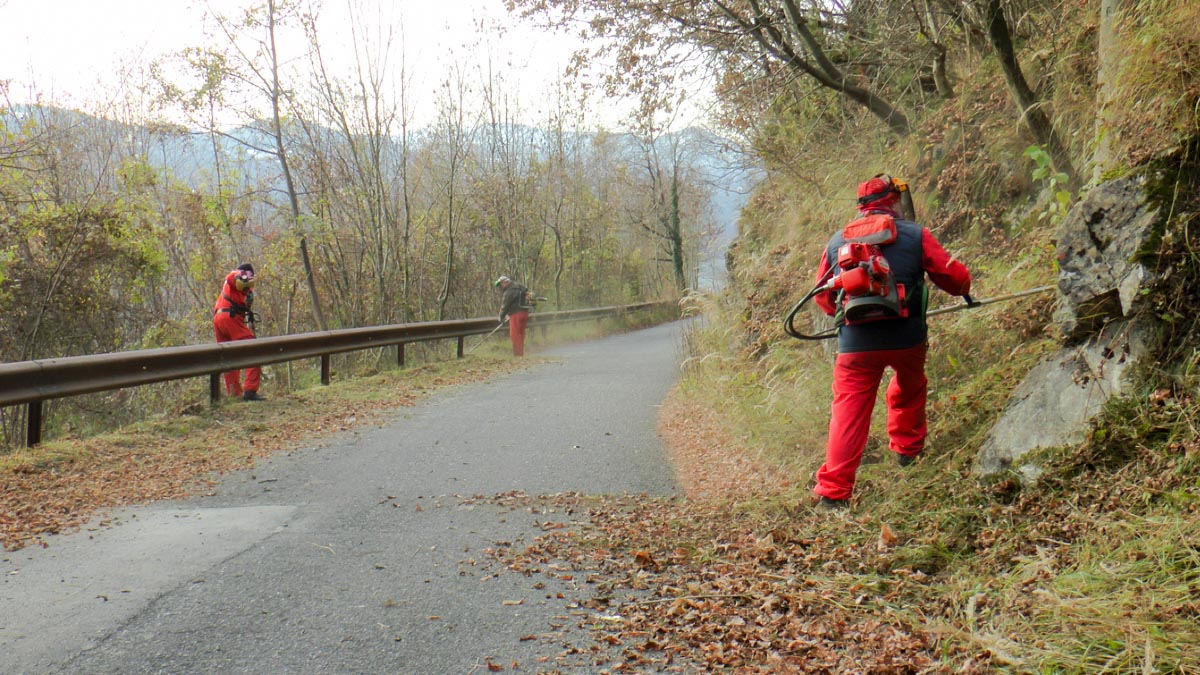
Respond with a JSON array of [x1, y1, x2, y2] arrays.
[[508, 310, 529, 356], [213, 312, 261, 397], [814, 343, 927, 501]]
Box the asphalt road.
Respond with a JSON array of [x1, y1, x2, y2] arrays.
[[0, 320, 686, 674]]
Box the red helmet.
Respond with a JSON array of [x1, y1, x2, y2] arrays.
[[857, 175, 900, 210], [233, 263, 256, 292]]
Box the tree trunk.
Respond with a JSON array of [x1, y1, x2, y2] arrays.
[[553, 226, 565, 309], [720, 0, 912, 136], [669, 171, 687, 292], [786, 5, 911, 135], [984, 0, 1079, 188], [932, 45, 955, 99], [267, 0, 327, 330], [1093, 0, 1128, 182], [917, 0, 955, 98]]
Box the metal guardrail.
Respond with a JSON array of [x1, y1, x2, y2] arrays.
[[0, 302, 672, 447]]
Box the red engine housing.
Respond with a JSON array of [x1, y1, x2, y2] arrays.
[[834, 242, 890, 297]]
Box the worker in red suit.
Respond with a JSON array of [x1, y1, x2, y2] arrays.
[[495, 275, 531, 356], [213, 263, 266, 401], [811, 175, 972, 509]]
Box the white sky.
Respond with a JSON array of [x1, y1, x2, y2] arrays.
[[0, 0, 694, 130]]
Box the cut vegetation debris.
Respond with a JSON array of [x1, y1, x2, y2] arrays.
[[481, 387, 1200, 673]]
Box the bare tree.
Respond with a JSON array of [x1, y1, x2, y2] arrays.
[[478, 58, 546, 289], [395, 27, 420, 323], [432, 68, 479, 320], [626, 111, 713, 293], [295, 1, 405, 327], [912, 0, 956, 98], [945, 0, 1079, 187], [508, 0, 913, 136], [161, 0, 328, 329]]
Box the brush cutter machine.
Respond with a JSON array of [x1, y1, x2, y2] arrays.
[[783, 283, 1055, 341]]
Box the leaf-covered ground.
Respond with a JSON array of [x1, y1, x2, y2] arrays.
[[478, 388, 970, 673], [480, 385, 1200, 674], [7, 345, 1199, 673]]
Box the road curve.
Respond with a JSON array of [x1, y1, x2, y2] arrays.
[[1, 320, 687, 673]]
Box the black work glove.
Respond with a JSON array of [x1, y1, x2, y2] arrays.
[[963, 294, 981, 307]]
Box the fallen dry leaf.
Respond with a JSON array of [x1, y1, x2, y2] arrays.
[[879, 523, 899, 550]]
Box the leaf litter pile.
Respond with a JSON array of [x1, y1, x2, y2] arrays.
[[472, 391, 964, 673], [479, 388, 1200, 672], [481, 491, 947, 673]]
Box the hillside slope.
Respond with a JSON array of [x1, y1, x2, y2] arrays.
[[482, 2, 1200, 671]]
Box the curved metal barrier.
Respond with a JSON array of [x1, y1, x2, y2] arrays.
[[0, 302, 675, 447]]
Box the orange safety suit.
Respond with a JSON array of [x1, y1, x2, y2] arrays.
[[213, 269, 261, 397], [499, 281, 532, 357], [812, 181, 972, 502], [508, 310, 529, 356]]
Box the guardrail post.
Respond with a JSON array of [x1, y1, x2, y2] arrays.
[[321, 354, 331, 385], [210, 373, 221, 404], [456, 336, 464, 358], [26, 400, 42, 447], [397, 343, 406, 368]]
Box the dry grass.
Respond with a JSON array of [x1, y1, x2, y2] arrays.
[[648, 315, 1200, 672], [1111, 0, 1200, 167]]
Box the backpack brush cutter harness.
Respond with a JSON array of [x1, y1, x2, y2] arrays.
[[218, 293, 260, 333], [784, 177, 1053, 340], [784, 211, 911, 341]]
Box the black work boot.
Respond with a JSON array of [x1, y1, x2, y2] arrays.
[[816, 496, 849, 511], [242, 391, 267, 402], [897, 452, 921, 467]]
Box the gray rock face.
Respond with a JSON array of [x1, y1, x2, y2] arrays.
[[975, 321, 1148, 476], [1054, 175, 1162, 341], [977, 173, 1165, 477]]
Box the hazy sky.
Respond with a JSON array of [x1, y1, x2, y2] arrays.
[[0, 0, 664, 129]]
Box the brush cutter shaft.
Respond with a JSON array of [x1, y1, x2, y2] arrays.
[[783, 284, 1055, 341], [925, 284, 1055, 317], [464, 321, 507, 355]]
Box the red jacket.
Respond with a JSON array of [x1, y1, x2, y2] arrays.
[[214, 270, 254, 321]]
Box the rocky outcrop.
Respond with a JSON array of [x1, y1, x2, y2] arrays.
[[1053, 174, 1162, 342], [974, 321, 1148, 477], [975, 173, 1166, 477]]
